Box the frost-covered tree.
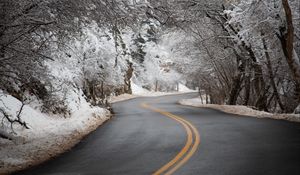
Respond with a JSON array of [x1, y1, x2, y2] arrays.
[[0, 0, 149, 138], [225, 0, 300, 112], [146, 0, 300, 113]]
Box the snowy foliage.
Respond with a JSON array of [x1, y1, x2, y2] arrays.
[[129, 20, 184, 91], [224, 0, 300, 112], [0, 0, 194, 141], [2, 0, 300, 144]]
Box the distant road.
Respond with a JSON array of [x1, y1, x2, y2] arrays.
[[15, 93, 300, 175]]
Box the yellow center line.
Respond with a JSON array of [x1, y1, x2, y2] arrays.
[[141, 103, 201, 175], [152, 112, 193, 175], [165, 113, 200, 175]]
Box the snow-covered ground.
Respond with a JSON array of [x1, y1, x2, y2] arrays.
[[108, 93, 139, 103], [131, 82, 196, 96], [0, 92, 110, 174], [179, 97, 300, 123], [109, 83, 196, 103]]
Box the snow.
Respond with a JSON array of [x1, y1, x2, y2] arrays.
[[180, 97, 205, 104], [129, 25, 191, 91], [178, 83, 197, 92], [109, 83, 196, 103], [179, 97, 300, 123], [0, 92, 110, 174], [131, 82, 150, 94], [108, 93, 139, 103], [131, 82, 195, 96]]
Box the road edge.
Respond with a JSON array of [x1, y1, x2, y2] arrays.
[[2, 113, 112, 175], [178, 99, 300, 123]]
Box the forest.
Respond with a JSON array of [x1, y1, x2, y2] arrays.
[[0, 0, 300, 143], [1, 0, 300, 173]]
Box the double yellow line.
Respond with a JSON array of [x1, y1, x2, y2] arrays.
[[141, 103, 200, 175]]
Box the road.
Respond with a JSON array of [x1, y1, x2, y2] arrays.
[[15, 93, 300, 175]]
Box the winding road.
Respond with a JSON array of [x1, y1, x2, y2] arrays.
[[15, 93, 300, 175]]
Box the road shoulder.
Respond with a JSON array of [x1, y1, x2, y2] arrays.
[[0, 110, 110, 175], [178, 98, 300, 123]]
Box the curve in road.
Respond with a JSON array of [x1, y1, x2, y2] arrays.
[[141, 102, 200, 175], [14, 93, 300, 175]]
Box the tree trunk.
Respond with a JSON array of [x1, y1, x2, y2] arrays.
[[198, 89, 204, 104], [243, 69, 251, 106], [280, 0, 300, 112], [124, 61, 133, 94], [262, 34, 285, 111], [205, 91, 209, 104], [100, 81, 104, 99], [228, 51, 245, 105], [246, 45, 268, 110]]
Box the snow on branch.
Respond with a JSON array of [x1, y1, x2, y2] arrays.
[[0, 101, 29, 136]]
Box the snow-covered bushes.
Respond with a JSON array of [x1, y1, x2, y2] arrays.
[[129, 21, 185, 91], [0, 90, 110, 174], [0, 0, 136, 141], [0, 0, 196, 143], [46, 22, 132, 107]]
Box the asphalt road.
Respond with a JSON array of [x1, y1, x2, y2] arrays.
[[15, 93, 300, 175]]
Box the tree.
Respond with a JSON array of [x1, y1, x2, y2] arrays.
[[278, 0, 300, 112]]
